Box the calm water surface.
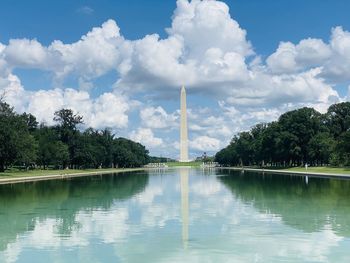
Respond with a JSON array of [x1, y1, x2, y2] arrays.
[[0, 168, 350, 262]]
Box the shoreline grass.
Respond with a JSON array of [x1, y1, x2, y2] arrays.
[[166, 161, 202, 167], [281, 166, 350, 175]]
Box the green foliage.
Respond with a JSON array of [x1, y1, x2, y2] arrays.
[[35, 126, 70, 168], [216, 103, 350, 167], [326, 102, 350, 138], [53, 109, 84, 166], [215, 144, 239, 166], [21, 112, 38, 132], [308, 132, 336, 165], [54, 109, 84, 132], [0, 101, 37, 171], [0, 103, 150, 172], [112, 138, 149, 168], [335, 131, 350, 165]]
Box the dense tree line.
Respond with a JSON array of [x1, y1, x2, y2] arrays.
[[0, 99, 150, 172], [215, 102, 350, 167]]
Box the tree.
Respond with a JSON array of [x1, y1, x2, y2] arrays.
[[215, 103, 348, 168], [235, 132, 254, 166], [250, 123, 267, 166], [334, 131, 350, 166], [16, 134, 38, 168], [260, 122, 281, 166], [99, 129, 115, 167], [73, 129, 105, 168], [0, 101, 37, 171], [215, 144, 239, 166], [0, 102, 18, 172], [52, 141, 70, 168], [54, 109, 83, 167], [278, 131, 300, 166], [112, 138, 149, 168], [54, 109, 84, 133], [326, 102, 350, 138], [308, 132, 335, 165], [35, 126, 69, 169], [0, 101, 150, 171], [278, 107, 323, 163], [21, 113, 38, 132]]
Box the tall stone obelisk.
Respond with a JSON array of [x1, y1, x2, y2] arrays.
[[180, 86, 189, 162]]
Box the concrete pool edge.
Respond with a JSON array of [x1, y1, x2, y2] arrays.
[[0, 168, 146, 185], [220, 167, 350, 180]]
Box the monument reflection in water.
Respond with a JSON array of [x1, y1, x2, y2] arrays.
[[0, 169, 350, 262], [180, 168, 189, 249]]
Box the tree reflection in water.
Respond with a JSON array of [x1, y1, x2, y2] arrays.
[[218, 169, 350, 237], [0, 172, 149, 250]]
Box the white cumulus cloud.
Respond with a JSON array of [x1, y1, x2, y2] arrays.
[[1, 0, 350, 157], [267, 39, 331, 74], [130, 128, 163, 148], [190, 135, 221, 152], [140, 106, 178, 129]]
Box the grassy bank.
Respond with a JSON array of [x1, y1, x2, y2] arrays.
[[281, 166, 350, 175], [0, 168, 142, 178], [167, 161, 202, 167]]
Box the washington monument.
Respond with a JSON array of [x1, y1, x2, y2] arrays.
[[180, 86, 189, 162]]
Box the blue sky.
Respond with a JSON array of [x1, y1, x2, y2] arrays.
[[2, 0, 350, 54], [1, 0, 350, 158]]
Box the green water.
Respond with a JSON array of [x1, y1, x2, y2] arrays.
[[0, 168, 350, 262]]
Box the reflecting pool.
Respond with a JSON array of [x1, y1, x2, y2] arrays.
[[0, 168, 350, 262]]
